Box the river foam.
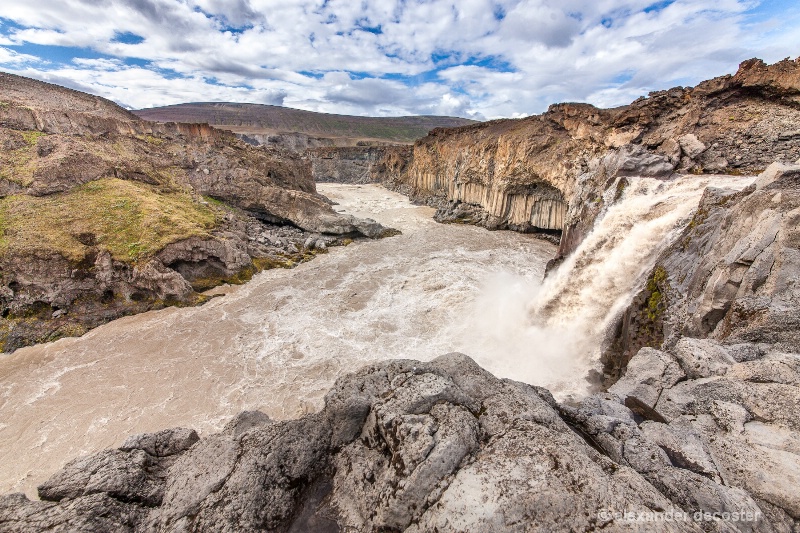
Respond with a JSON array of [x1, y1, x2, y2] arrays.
[[0, 184, 554, 497]]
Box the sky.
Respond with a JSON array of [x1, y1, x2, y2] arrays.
[[0, 0, 798, 120]]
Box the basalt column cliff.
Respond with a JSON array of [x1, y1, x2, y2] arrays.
[[371, 58, 800, 253]]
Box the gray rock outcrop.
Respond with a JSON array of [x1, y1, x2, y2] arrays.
[[607, 161, 800, 375], [3, 351, 797, 532]]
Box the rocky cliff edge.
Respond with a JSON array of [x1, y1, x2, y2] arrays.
[[0, 72, 395, 351]]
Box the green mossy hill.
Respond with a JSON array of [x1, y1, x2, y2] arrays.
[[0, 178, 219, 263]]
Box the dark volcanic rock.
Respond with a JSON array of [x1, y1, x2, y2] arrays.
[[6, 352, 798, 532], [309, 146, 404, 184]]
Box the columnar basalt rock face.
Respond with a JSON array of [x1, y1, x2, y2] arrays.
[[0, 73, 394, 351], [371, 58, 800, 247]]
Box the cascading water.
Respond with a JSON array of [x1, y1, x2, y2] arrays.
[[448, 174, 754, 399]]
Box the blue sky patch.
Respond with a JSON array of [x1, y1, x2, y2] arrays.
[[612, 70, 634, 84], [8, 43, 106, 65], [643, 1, 676, 14], [461, 55, 515, 73], [111, 31, 144, 45], [356, 20, 383, 34]]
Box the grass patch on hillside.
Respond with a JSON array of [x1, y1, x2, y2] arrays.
[[21, 130, 45, 146], [0, 178, 218, 263], [0, 132, 41, 187], [139, 134, 165, 146]]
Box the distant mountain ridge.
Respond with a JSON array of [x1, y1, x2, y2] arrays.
[[133, 102, 477, 144]]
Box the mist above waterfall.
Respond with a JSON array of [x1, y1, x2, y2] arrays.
[[449, 174, 755, 399]]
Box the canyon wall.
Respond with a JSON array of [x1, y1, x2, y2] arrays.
[[0, 73, 392, 351], [371, 58, 800, 247], [309, 146, 399, 184]]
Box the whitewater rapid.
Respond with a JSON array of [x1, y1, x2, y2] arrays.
[[0, 184, 554, 497]]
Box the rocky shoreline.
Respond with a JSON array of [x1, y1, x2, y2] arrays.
[[2, 341, 797, 531], [0, 73, 395, 352]]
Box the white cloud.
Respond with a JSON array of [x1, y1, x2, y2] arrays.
[[72, 58, 125, 70], [0, 0, 798, 118], [0, 46, 41, 66]]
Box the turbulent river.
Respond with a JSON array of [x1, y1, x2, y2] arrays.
[[0, 184, 555, 497], [0, 177, 752, 497]]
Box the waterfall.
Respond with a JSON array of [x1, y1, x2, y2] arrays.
[[451, 174, 754, 399]]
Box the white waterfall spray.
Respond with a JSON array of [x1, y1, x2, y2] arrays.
[[450, 174, 754, 399]]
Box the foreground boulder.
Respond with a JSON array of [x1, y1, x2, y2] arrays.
[[3, 352, 797, 532], [595, 339, 800, 531]]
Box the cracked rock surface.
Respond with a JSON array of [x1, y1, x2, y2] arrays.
[[5, 350, 798, 531], [0, 353, 709, 532]]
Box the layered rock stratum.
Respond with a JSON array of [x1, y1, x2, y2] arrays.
[[0, 73, 394, 351]]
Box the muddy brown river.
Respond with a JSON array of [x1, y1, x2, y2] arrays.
[[0, 184, 556, 497]]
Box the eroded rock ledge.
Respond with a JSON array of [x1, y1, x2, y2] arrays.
[[1, 349, 797, 532], [0, 72, 397, 351]]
